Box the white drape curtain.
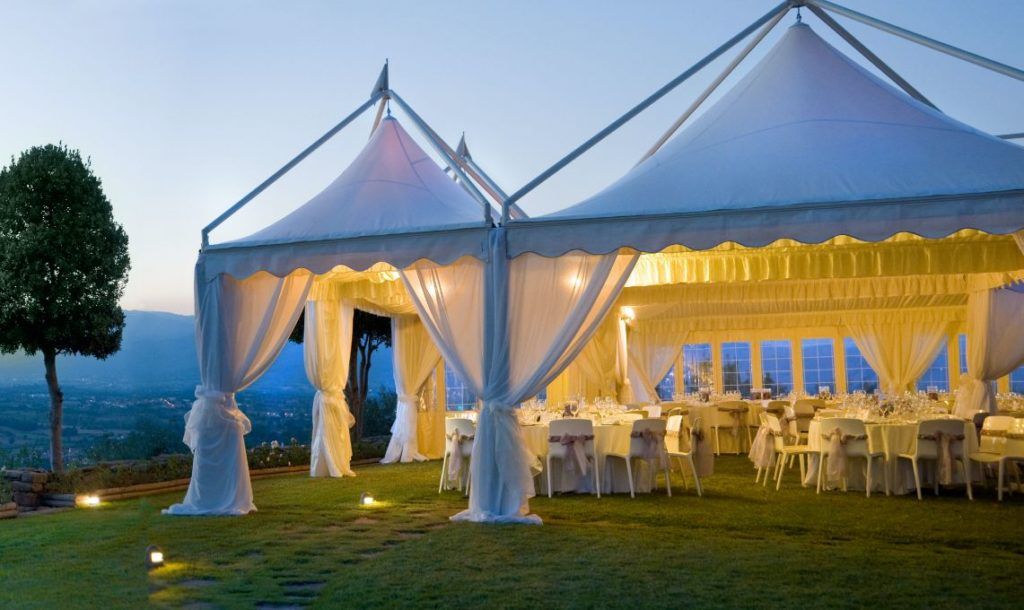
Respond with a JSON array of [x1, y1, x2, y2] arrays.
[[305, 300, 357, 477], [382, 315, 441, 463], [165, 269, 312, 516], [615, 317, 634, 403], [845, 321, 950, 395], [627, 325, 690, 404], [565, 321, 619, 399], [402, 229, 637, 523], [956, 286, 1024, 417]]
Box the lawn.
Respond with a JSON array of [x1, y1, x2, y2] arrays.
[[1, 457, 1022, 609]]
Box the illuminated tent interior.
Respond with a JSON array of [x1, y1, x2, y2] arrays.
[[170, 4, 1024, 522]]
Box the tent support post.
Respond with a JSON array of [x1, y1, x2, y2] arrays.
[[201, 92, 381, 248], [638, 5, 788, 165], [998, 132, 1024, 141], [501, 0, 793, 215], [809, 0, 1024, 82], [806, 3, 936, 109], [369, 96, 389, 136], [386, 89, 496, 224]]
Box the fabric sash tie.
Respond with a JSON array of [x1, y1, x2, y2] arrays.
[[824, 428, 867, 484], [747, 426, 774, 469], [691, 426, 715, 477], [183, 387, 252, 452], [919, 431, 965, 485], [631, 428, 668, 468], [548, 433, 594, 475], [446, 431, 474, 483]]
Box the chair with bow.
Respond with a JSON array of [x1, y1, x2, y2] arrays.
[[666, 415, 705, 496], [969, 415, 1020, 500], [438, 418, 475, 496], [816, 417, 888, 497], [787, 401, 817, 444], [710, 400, 752, 455], [545, 418, 600, 498], [897, 419, 972, 500], [765, 413, 815, 490], [606, 418, 672, 498], [642, 404, 663, 419]]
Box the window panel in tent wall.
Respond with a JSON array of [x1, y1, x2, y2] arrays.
[[801, 338, 836, 395], [721, 342, 752, 398], [760, 340, 793, 396], [844, 337, 880, 394], [1010, 367, 1024, 393], [958, 334, 968, 376], [916, 341, 950, 392], [683, 343, 714, 393], [656, 367, 676, 401], [444, 362, 478, 411]]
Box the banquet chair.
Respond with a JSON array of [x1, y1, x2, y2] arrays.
[[897, 418, 972, 501], [711, 401, 752, 455], [546, 419, 600, 498], [643, 405, 663, 419], [765, 413, 815, 491], [787, 401, 816, 443], [764, 400, 789, 418], [816, 417, 889, 497], [666, 415, 703, 496], [969, 415, 1019, 500], [605, 418, 672, 498], [438, 418, 475, 496], [795, 398, 828, 411]]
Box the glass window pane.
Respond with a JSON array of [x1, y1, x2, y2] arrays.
[[683, 343, 713, 393], [844, 337, 879, 394], [1010, 366, 1024, 393], [656, 366, 676, 401], [916, 341, 949, 392], [445, 363, 477, 410], [958, 334, 968, 375], [801, 338, 836, 394], [721, 341, 752, 398], [760, 340, 792, 396]]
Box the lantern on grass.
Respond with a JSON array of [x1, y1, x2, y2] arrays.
[[359, 492, 375, 506], [145, 545, 165, 569], [77, 494, 101, 507]]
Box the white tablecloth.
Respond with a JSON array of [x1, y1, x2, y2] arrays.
[[803, 417, 977, 494], [521, 423, 661, 495]]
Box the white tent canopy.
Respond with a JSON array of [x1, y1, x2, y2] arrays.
[[507, 24, 1024, 258]]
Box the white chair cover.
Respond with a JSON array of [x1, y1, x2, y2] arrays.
[[305, 300, 356, 477], [165, 269, 312, 515], [382, 314, 441, 464], [402, 228, 636, 523]]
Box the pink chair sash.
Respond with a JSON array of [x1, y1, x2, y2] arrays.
[[824, 428, 868, 484], [631, 428, 668, 468], [918, 431, 965, 485], [748, 426, 774, 469], [691, 428, 715, 477], [548, 433, 594, 475]]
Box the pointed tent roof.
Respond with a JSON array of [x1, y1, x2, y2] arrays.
[[202, 116, 489, 278], [507, 23, 1024, 257]]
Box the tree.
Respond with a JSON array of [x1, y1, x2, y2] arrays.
[[0, 144, 130, 472], [289, 308, 392, 442]]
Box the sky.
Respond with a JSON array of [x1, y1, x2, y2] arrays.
[[1, 0, 1022, 314]]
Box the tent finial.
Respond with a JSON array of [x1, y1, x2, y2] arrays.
[[796, 6, 802, 23], [372, 59, 389, 97]]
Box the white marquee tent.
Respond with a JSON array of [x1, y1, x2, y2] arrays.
[[167, 1, 1024, 522]]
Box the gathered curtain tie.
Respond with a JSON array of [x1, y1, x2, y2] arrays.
[[183, 386, 251, 451], [918, 431, 965, 484], [548, 433, 594, 475]]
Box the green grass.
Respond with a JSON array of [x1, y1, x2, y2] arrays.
[[1, 457, 1022, 609]]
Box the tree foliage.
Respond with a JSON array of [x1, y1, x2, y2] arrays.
[[0, 144, 130, 471]]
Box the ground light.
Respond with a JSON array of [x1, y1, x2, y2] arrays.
[[359, 492, 375, 506], [145, 545, 165, 570], [76, 494, 101, 507]]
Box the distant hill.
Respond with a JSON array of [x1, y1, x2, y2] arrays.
[[0, 310, 394, 394]]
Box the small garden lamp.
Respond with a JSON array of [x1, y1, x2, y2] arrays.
[[145, 545, 165, 570], [77, 494, 101, 507], [359, 492, 375, 506]]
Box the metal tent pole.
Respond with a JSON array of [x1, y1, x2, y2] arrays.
[[805, 3, 935, 109], [501, 0, 793, 218], [386, 89, 497, 224], [998, 132, 1024, 140], [456, 135, 529, 221], [809, 0, 1024, 82], [201, 92, 381, 247], [637, 5, 789, 165]]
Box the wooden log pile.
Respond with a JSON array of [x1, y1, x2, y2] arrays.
[[2, 468, 50, 514]]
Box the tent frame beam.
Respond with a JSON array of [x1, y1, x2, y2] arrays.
[[805, 2, 936, 109], [456, 136, 529, 220], [499, 0, 793, 221]]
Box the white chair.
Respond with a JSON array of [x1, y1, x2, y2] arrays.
[[710, 401, 752, 455], [666, 414, 703, 496], [969, 415, 1021, 501], [438, 418, 474, 496], [816, 417, 889, 497], [765, 413, 815, 491], [788, 400, 817, 443], [897, 418, 972, 500], [546, 419, 600, 498], [642, 404, 662, 418], [605, 418, 673, 498]]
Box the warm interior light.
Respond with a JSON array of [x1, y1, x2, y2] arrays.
[[78, 494, 101, 507], [620, 306, 636, 320], [360, 492, 375, 506], [146, 545, 165, 569]]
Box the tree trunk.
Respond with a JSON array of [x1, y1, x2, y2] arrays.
[[43, 349, 64, 473]]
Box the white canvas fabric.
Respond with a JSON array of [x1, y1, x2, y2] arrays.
[[627, 325, 690, 404], [382, 314, 441, 464], [845, 321, 951, 395], [507, 23, 1024, 257], [957, 287, 1024, 417], [165, 269, 312, 516], [305, 300, 356, 477], [401, 230, 636, 523], [201, 116, 490, 279]]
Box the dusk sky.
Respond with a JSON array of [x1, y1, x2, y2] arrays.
[[2, 0, 1022, 314]]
